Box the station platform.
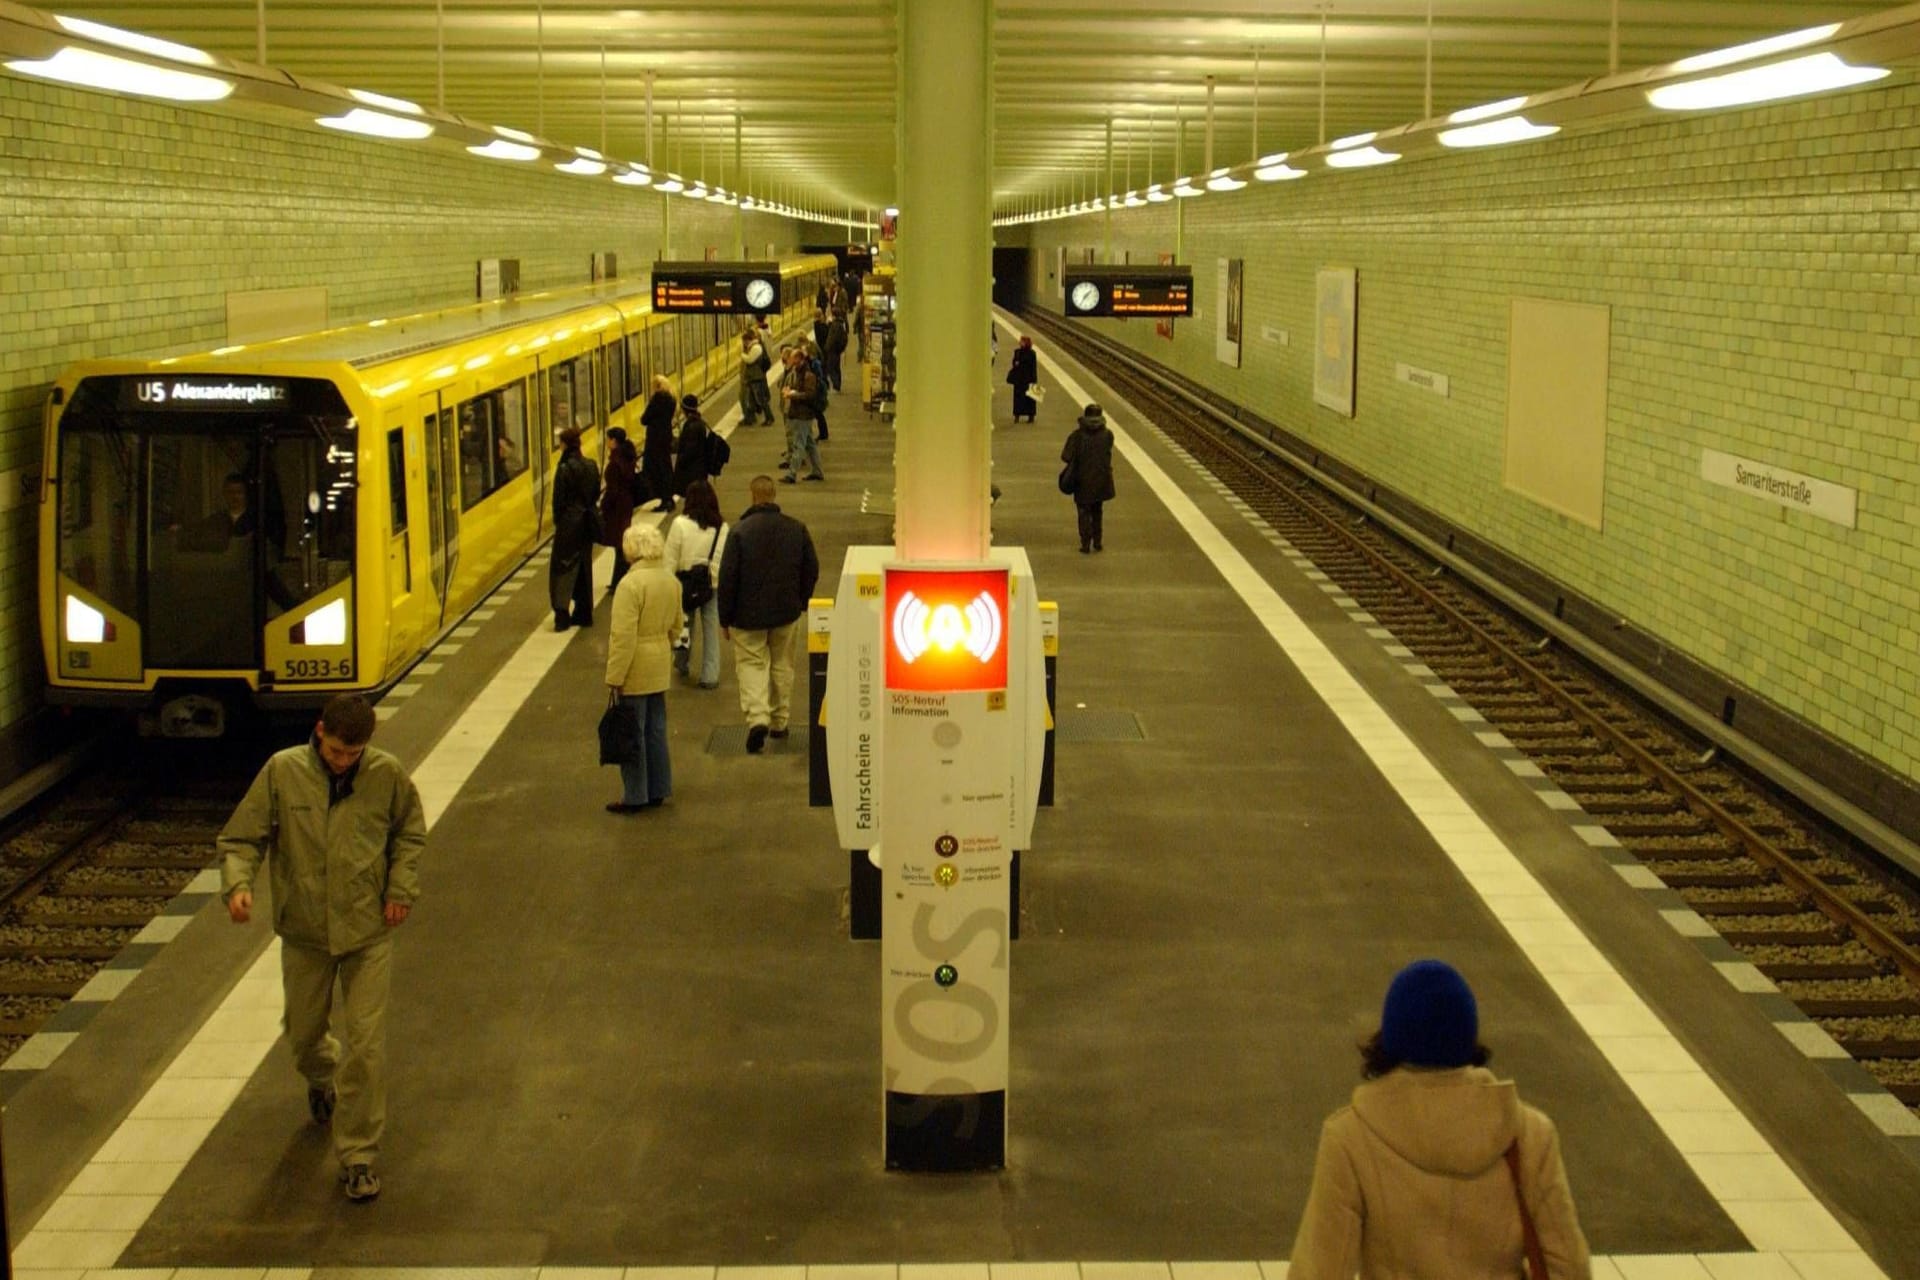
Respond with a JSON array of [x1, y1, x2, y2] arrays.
[[6, 319, 1919, 1280]]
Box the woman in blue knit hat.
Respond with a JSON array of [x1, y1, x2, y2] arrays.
[[1289, 960, 1591, 1279]]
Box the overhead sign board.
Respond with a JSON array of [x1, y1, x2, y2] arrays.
[[1063, 265, 1194, 319], [650, 261, 782, 314]]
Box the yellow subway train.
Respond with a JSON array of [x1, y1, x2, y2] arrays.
[[38, 254, 836, 734]]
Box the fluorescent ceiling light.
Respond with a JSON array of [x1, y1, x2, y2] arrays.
[[1205, 166, 1246, 191], [1123, 190, 1145, 207], [1448, 95, 1527, 124], [556, 156, 607, 175], [885, 206, 900, 216], [55, 14, 214, 65], [707, 188, 732, 202], [1672, 23, 1838, 74], [1145, 183, 1172, 203], [612, 167, 653, 186], [317, 108, 433, 140], [654, 174, 685, 192], [1648, 52, 1887, 111], [575, 146, 603, 159], [1255, 152, 1307, 181], [1325, 145, 1400, 169], [1438, 116, 1559, 148], [348, 88, 423, 115], [739, 195, 754, 208], [1331, 130, 1377, 150], [7, 47, 232, 100], [494, 125, 536, 142], [683, 183, 709, 199], [469, 138, 541, 161], [1172, 179, 1204, 197]]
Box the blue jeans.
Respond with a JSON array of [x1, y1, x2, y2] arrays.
[[785, 414, 824, 478], [675, 597, 722, 686], [617, 693, 671, 804]]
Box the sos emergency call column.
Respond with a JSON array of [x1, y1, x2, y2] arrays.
[[880, 564, 1019, 1171]]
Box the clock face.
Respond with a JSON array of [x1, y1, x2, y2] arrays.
[[1070, 281, 1102, 313], [744, 277, 776, 310]]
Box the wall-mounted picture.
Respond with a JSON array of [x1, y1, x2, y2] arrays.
[[1314, 266, 1357, 417], [1216, 257, 1243, 367]]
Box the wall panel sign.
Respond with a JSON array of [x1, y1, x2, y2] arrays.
[[1700, 448, 1857, 528], [1314, 267, 1357, 417], [650, 261, 782, 314], [1395, 363, 1450, 397], [1064, 266, 1194, 318], [1215, 258, 1243, 367]]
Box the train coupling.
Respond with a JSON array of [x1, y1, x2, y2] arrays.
[[142, 694, 227, 739]]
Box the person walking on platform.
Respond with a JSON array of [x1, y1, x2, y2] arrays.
[[550, 426, 601, 629], [639, 374, 678, 512], [804, 339, 831, 440], [672, 393, 712, 504], [667, 479, 729, 689], [1290, 960, 1591, 1280], [1059, 402, 1115, 553], [718, 474, 819, 754], [823, 308, 850, 392], [1007, 335, 1039, 422], [739, 326, 776, 426], [600, 426, 641, 593], [604, 522, 682, 813], [219, 693, 425, 1203], [779, 349, 826, 483]]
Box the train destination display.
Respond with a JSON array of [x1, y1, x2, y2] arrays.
[[650, 262, 782, 314], [1063, 265, 1194, 319]]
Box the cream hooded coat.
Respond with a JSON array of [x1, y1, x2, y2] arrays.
[[1289, 1067, 1590, 1280], [606, 558, 683, 695]]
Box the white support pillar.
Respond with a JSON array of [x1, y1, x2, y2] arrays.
[[894, 0, 992, 562]]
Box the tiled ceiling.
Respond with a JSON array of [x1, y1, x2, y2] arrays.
[[43, 1, 1899, 212]]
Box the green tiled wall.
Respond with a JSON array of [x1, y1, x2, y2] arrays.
[[0, 74, 800, 732], [1024, 82, 1920, 784]]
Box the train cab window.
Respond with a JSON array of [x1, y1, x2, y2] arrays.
[[55, 427, 140, 625], [387, 428, 407, 533]]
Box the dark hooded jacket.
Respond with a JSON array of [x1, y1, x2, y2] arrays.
[[550, 445, 601, 563], [599, 433, 639, 548], [1060, 409, 1116, 504], [673, 409, 712, 498], [639, 391, 677, 504]]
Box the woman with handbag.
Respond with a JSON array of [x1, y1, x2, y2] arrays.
[[603, 523, 682, 814], [1059, 403, 1116, 554], [666, 479, 729, 690], [1007, 335, 1039, 422], [1289, 960, 1591, 1280]]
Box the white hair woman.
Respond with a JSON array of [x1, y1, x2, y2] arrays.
[[603, 521, 682, 812]]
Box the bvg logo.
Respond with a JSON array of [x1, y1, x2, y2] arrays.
[[884, 568, 1009, 692]]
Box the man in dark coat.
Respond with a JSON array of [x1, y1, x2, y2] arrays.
[[672, 394, 712, 503], [550, 427, 601, 629], [638, 376, 677, 512], [1006, 335, 1039, 422], [1060, 402, 1116, 554], [717, 474, 820, 753], [823, 310, 849, 392], [599, 427, 640, 591]]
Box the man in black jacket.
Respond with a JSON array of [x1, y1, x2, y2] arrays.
[[717, 475, 820, 753]]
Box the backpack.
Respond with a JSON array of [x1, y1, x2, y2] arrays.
[[706, 430, 731, 475], [809, 358, 829, 410]]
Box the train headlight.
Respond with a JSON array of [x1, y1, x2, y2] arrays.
[[292, 599, 348, 646], [65, 595, 109, 643]]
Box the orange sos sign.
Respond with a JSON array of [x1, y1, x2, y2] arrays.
[[884, 568, 1010, 693]]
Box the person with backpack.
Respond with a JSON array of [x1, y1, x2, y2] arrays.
[[803, 338, 831, 442], [665, 479, 729, 689], [671, 393, 711, 505], [739, 325, 775, 426], [779, 348, 826, 483]]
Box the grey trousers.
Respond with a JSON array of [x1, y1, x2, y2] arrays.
[[281, 936, 392, 1169]]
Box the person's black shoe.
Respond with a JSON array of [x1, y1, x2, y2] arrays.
[[1079, 545, 1091, 554], [606, 801, 647, 814], [803, 474, 825, 482], [554, 615, 572, 632], [1094, 542, 1103, 551], [768, 728, 790, 740], [646, 797, 667, 808], [571, 613, 593, 628], [342, 1164, 381, 1202], [746, 725, 769, 754], [308, 1084, 336, 1126]]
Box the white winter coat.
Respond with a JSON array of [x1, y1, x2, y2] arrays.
[[665, 514, 728, 586], [1289, 1067, 1590, 1280]]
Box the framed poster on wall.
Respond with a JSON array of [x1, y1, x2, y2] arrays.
[[1314, 267, 1357, 416], [1216, 258, 1243, 367]]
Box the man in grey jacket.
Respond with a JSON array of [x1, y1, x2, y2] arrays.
[[219, 693, 426, 1202]]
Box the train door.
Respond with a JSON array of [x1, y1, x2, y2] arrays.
[[529, 364, 551, 536], [384, 425, 412, 606], [417, 392, 460, 625]]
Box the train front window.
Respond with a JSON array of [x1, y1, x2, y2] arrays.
[[56, 426, 140, 622]]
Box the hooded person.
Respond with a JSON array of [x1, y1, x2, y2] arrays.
[[672, 393, 712, 502], [1288, 960, 1591, 1280], [548, 426, 601, 630], [1058, 402, 1116, 553]]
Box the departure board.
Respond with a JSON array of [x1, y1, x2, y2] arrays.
[[650, 262, 781, 314], [1063, 266, 1194, 318]]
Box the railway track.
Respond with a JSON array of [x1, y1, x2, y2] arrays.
[[1024, 308, 1920, 1115], [0, 749, 253, 1061]]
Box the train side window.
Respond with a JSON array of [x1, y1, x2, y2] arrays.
[[548, 363, 574, 439], [568, 353, 594, 431], [496, 380, 527, 482], [387, 428, 407, 533], [627, 333, 646, 398], [605, 339, 627, 411], [457, 399, 490, 511]]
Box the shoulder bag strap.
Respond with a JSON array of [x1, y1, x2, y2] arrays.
[[707, 528, 721, 562], [1504, 1141, 1550, 1280]]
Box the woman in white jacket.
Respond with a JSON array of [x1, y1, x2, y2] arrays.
[[1290, 960, 1591, 1280], [665, 478, 729, 689]]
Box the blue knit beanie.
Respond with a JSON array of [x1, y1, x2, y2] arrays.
[[1379, 960, 1479, 1068]]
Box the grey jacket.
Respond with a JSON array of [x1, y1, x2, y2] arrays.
[[219, 743, 426, 955]]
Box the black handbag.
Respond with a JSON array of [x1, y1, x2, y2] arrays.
[[598, 690, 640, 765], [1057, 463, 1078, 496], [677, 528, 721, 611]]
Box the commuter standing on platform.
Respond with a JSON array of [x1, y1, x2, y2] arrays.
[[604, 523, 681, 814], [717, 474, 819, 754], [639, 374, 677, 512], [1289, 960, 1591, 1280], [739, 325, 776, 426], [1059, 402, 1115, 554], [600, 426, 641, 592], [1007, 334, 1039, 422], [823, 308, 849, 392], [672, 394, 712, 504], [779, 348, 826, 483], [666, 478, 729, 690], [219, 693, 424, 1203], [803, 338, 831, 441], [549, 426, 600, 629]]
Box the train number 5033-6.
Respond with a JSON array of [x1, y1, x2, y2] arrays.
[[282, 659, 350, 680]]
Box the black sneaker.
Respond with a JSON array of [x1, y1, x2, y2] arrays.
[[768, 728, 790, 740], [308, 1084, 336, 1126], [803, 474, 825, 482], [746, 724, 769, 754], [342, 1164, 381, 1201], [779, 474, 797, 485]]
